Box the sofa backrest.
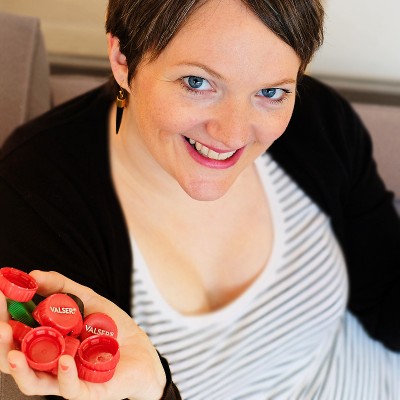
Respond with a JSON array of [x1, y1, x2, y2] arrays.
[[353, 102, 400, 200], [0, 12, 51, 147]]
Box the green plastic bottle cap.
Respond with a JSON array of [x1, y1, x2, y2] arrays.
[[24, 300, 37, 313], [6, 299, 38, 328]]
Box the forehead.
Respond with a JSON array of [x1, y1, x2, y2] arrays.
[[178, 0, 274, 51], [150, 0, 300, 80]]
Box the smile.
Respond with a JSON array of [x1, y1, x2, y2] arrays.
[[185, 137, 236, 161]]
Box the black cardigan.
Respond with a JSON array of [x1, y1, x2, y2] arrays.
[[1, 75, 400, 356]]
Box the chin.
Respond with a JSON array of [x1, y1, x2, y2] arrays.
[[180, 181, 231, 202]]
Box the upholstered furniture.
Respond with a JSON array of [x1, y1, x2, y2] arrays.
[[0, 12, 50, 148]]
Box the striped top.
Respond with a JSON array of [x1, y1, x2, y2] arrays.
[[131, 153, 400, 399]]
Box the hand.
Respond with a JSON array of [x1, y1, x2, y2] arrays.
[[0, 270, 166, 400]]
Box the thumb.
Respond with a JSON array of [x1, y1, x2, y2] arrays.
[[29, 270, 96, 304]]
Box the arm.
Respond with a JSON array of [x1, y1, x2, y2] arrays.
[[0, 86, 181, 397], [339, 102, 400, 351], [0, 270, 181, 400], [0, 181, 181, 398], [271, 76, 400, 351]]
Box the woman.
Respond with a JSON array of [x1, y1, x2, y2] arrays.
[[1, 0, 400, 398]]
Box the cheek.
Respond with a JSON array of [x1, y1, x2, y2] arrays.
[[257, 108, 294, 146], [276, 112, 293, 139], [149, 103, 206, 136], [134, 75, 206, 133], [272, 102, 296, 138], [136, 90, 200, 135]]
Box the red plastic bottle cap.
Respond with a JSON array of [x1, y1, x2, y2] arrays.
[[8, 320, 33, 350], [80, 312, 118, 341], [70, 316, 84, 338], [50, 335, 81, 375], [21, 326, 65, 372], [75, 357, 117, 383], [32, 293, 83, 336], [76, 335, 120, 372], [65, 293, 84, 317], [64, 335, 81, 358], [0, 267, 38, 302]]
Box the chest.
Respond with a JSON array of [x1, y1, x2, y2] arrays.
[[131, 171, 349, 398], [130, 183, 273, 314]]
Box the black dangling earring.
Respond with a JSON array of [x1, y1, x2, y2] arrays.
[[115, 87, 126, 134]]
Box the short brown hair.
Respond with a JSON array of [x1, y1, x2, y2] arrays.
[[106, 0, 324, 84]]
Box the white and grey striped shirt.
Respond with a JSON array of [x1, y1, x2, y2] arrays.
[[131, 153, 400, 399]]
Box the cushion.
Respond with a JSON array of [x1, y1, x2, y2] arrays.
[[0, 12, 50, 146], [353, 102, 400, 199]]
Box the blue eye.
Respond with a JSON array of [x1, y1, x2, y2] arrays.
[[261, 88, 277, 98], [183, 76, 212, 91], [188, 76, 204, 88], [260, 88, 287, 99], [256, 87, 292, 104]]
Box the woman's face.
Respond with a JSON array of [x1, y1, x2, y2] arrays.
[[123, 0, 300, 201]]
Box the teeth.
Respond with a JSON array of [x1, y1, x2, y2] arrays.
[[218, 151, 235, 160], [195, 142, 202, 151], [208, 149, 219, 159], [187, 138, 236, 161]]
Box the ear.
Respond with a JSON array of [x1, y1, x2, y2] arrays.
[[107, 34, 131, 93]]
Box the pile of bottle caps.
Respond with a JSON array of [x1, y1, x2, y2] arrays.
[[0, 267, 120, 383]]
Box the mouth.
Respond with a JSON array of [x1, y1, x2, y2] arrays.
[[185, 137, 237, 161]]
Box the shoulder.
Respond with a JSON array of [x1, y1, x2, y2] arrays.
[[0, 83, 114, 227], [293, 75, 359, 134], [268, 75, 374, 217], [0, 82, 113, 185], [276, 75, 368, 159], [1, 83, 113, 159], [0, 83, 121, 290]]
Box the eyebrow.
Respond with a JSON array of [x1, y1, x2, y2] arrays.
[[176, 62, 225, 80], [175, 62, 297, 87], [268, 78, 297, 87]]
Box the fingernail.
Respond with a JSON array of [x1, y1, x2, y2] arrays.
[[60, 364, 69, 372], [9, 361, 16, 369]]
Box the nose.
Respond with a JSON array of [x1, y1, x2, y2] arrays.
[[205, 98, 256, 150]]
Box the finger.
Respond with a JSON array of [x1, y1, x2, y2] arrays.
[[30, 271, 139, 338], [58, 354, 88, 400], [0, 321, 14, 373], [30, 270, 96, 304], [30, 270, 109, 317], [0, 291, 9, 321], [7, 350, 60, 396], [31, 271, 132, 322]]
